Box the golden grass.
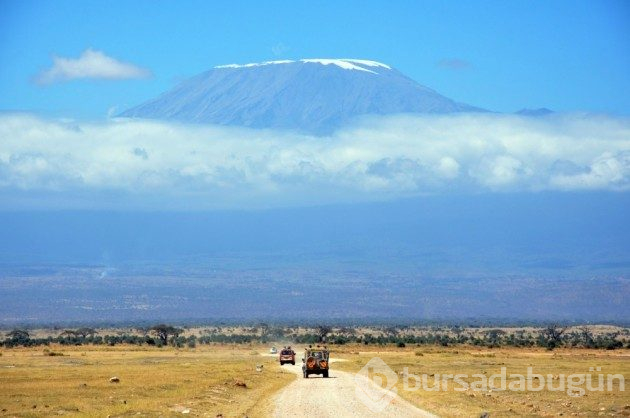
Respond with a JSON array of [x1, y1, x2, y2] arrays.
[[0, 344, 294, 417], [332, 345, 630, 417], [2, 343, 629, 417]]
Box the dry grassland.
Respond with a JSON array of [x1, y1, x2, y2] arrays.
[[0, 344, 294, 417], [332, 345, 630, 417], [1, 343, 629, 417]]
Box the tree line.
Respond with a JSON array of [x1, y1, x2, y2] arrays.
[[2, 324, 627, 350]]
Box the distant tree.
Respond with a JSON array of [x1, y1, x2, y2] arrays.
[[316, 325, 332, 343], [136, 327, 150, 336], [258, 323, 270, 338], [186, 335, 197, 348], [150, 324, 183, 345], [6, 329, 29, 339], [384, 326, 400, 337], [339, 327, 356, 337], [540, 324, 567, 350], [579, 326, 595, 348], [76, 327, 97, 338], [485, 329, 506, 347], [597, 331, 622, 350], [451, 326, 464, 337], [58, 328, 97, 342], [4, 329, 31, 347]]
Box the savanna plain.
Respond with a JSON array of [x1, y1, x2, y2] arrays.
[[1, 326, 629, 417]]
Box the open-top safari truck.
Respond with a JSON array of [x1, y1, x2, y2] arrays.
[[302, 346, 329, 378]]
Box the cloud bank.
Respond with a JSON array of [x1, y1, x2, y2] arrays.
[[35, 49, 151, 84], [0, 113, 628, 209]]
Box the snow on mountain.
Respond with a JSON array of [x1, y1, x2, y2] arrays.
[[120, 58, 485, 134], [215, 58, 391, 73]]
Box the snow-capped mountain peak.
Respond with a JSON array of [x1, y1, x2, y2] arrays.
[[215, 58, 391, 74], [121, 58, 484, 134]]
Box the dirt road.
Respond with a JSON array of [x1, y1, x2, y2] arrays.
[[272, 360, 437, 417]]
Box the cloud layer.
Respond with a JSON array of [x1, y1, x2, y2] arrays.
[[0, 113, 628, 209], [35, 49, 151, 84]]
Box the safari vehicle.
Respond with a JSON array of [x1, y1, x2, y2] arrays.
[[279, 346, 295, 365], [302, 346, 329, 378]]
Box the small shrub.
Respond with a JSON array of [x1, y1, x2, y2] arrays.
[[187, 338, 196, 349], [414, 351, 424, 356]]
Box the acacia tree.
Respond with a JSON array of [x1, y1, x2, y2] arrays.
[[451, 326, 464, 337], [3, 329, 30, 347], [258, 323, 270, 338], [579, 326, 595, 348], [339, 327, 356, 337], [6, 329, 29, 340], [76, 327, 97, 338], [150, 324, 183, 345], [59, 328, 97, 340], [541, 324, 567, 350], [316, 325, 332, 343], [484, 329, 506, 347], [384, 326, 400, 337]]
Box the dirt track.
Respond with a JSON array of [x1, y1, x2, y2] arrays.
[[272, 359, 437, 417]]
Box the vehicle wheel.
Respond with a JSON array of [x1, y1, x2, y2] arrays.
[[323, 370, 329, 378], [291, 361, 295, 365], [303, 371, 308, 378]]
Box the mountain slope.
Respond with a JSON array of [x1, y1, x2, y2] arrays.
[[120, 59, 484, 134]]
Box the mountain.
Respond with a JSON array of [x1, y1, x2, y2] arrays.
[[120, 59, 484, 135]]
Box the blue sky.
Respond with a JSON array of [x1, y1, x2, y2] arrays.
[[0, 0, 629, 211], [1, 0, 629, 118]]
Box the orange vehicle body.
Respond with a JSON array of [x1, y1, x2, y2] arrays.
[[302, 347, 329, 378]]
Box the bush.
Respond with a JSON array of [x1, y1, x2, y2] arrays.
[[604, 340, 623, 350], [186, 336, 197, 348]]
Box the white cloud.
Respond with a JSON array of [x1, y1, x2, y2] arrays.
[[472, 155, 530, 188], [0, 112, 628, 209], [436, 157, 460, 179], [550, 151, 630, 190], [35, 48, 151, 84]]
